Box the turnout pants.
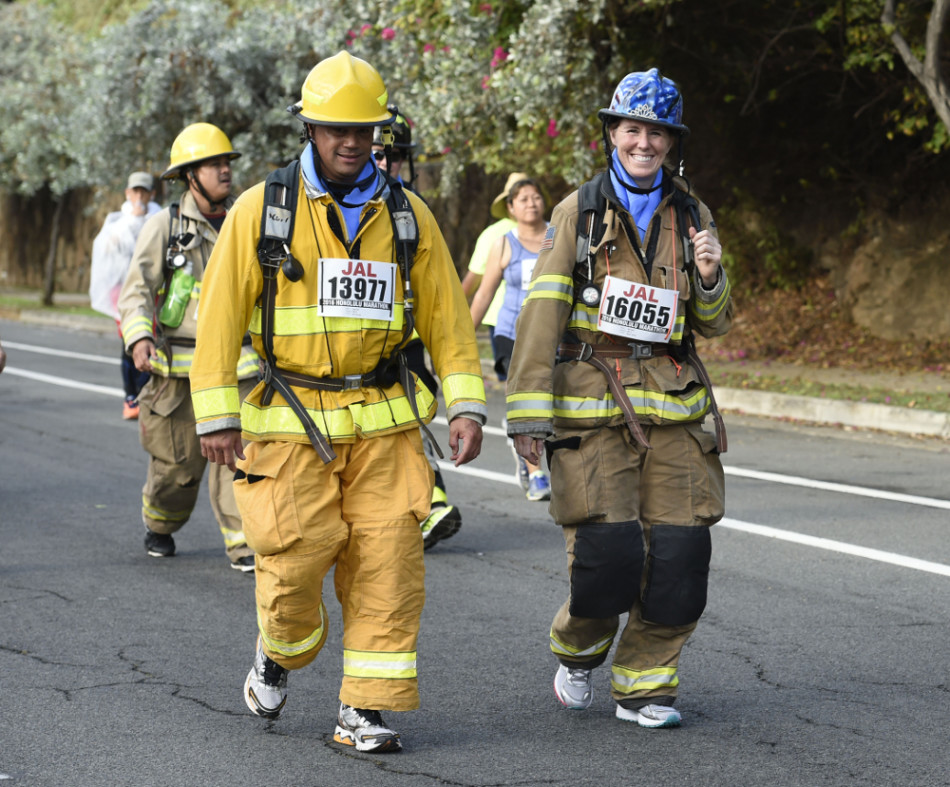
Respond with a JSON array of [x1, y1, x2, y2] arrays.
[[546, 422, 724, 709], [138, 375, 255, 562], [234, 430, 432, 712]]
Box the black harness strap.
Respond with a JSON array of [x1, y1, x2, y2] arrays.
[[256, 160, 337, 464]]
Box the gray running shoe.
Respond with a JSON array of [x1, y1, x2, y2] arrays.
[[334, 703, 402, 753], [244, 638, 288, 719], [554, 664, 593, 709], [615, 703, 682, 728]]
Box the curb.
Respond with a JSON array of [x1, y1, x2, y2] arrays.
[[9, 308, 116, 336], [716, 388, 950, 440]]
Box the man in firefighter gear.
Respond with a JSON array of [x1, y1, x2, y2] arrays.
[[190, 52, 486, 753], [505, 68, 734, 728], [118, 122, 259, 571], [371, 109, 464, 550]]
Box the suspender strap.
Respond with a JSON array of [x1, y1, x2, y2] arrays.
[[256, 162, 336, 464], [585, 353, 652, 450], [685, 339, 728, 453]]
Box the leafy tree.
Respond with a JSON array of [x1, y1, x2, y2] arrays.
[[0, 3, 89, 302]]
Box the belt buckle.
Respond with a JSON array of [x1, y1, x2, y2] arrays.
[[342, 374, 362, 390], [578, 343, 593, 362], [629, 342, 653, 359]]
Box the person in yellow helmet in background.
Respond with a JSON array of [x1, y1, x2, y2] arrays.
[[190, 52, 486, 753], [371, 110, 463, 550], [117, 122, 259, 572]]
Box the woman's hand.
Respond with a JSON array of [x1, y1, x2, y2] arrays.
[[689, 226, 722, 288]]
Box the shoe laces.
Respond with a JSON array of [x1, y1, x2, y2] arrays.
[[262, 655, 287, 686], [566, 667, 591, 687], [345, 705, 384, 728]]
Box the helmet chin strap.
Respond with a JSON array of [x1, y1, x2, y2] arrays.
[[187, 169, 227, 212]]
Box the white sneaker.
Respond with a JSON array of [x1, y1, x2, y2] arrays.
[[244, 638, 288, 719], [616, 703, 682, 728], [553, 664, 593, 709], [334, 703, 402, 753]]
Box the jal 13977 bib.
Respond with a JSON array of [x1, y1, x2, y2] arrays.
[[317, 258, 396, 321]]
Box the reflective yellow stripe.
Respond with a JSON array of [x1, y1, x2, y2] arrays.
[[122, 315, 153, 341], [553, 386, 710, 422], [142, 494, 189, 523], [506, 391, 554, 420], [248, 302, 406, 336], [154, 345, 257, 380], [524, 273, 573, 306], [550, 629, 615, 659], [259, 605, 326, 658], [343, 649, 417, 680], [241, 387, 436, 441], [611, 664, 679, 694], [441, 371, 486, 409], [193, 386, 242, 423], [219, 525, 246, 548], [690, 276, 731, 323]]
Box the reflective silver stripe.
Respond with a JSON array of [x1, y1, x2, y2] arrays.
[[610, 664, 679, 694], [550, 628, 615, 659]]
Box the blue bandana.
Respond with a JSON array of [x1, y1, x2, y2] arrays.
[[301, 144, 381, 242], [608, 150, 663, 243]]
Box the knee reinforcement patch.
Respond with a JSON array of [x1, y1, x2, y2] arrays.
[[569, 521, 644, 618], [641, 524, 712, 626]]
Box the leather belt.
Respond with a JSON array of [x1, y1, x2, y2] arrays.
[[260, 362, 378, 392], [557, 341, 669, 362]]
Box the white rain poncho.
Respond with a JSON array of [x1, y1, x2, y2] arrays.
[[88, 200, 161, 319]]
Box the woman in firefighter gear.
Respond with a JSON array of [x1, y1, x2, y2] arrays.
[[190, 51, 486, 753], [117, 122, 259, 571], [505, 68, 734, 728], [372, 108, 464, 550]]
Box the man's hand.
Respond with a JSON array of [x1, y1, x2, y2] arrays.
[[513, 434, 545, 466], [689, 226, 722, 289], [448, 416, 483, 466], [200, 429, 245, 472], [131, 338, 157, 373]]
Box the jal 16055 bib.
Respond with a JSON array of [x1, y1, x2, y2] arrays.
[[597, 274, 678, 343]]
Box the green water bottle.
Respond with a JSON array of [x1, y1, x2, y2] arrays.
[[159, 260, 195, 328]]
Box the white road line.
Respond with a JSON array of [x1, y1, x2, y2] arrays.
[[9, 355, 950, 577], [3, 340, 119, 365], [724, 466, 950, 511], [3, 367, 124, 397], [719, 517, 950, 577]]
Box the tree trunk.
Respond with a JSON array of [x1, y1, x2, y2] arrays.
[[42, 197, 64, 306]]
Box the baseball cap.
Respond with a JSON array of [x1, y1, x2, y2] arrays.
[[127, 171, 155, 191]]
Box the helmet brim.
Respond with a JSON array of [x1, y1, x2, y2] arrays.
[[598, 109, 689, 136], [287, 103, 397, 128], [161, 150, 242, 180]]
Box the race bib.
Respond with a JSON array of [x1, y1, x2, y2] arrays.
[[520, 256, 538, 290], [317, 258, 396, 321], [597, 275, 678, 343]]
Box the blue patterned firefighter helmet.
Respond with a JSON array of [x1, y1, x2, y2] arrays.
[[598, 68, 689, 135]]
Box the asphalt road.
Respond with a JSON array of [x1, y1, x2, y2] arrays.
[[2, 319, 949, 787]]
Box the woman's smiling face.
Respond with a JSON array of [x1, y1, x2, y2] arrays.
[[609, 119, 674, 187]]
